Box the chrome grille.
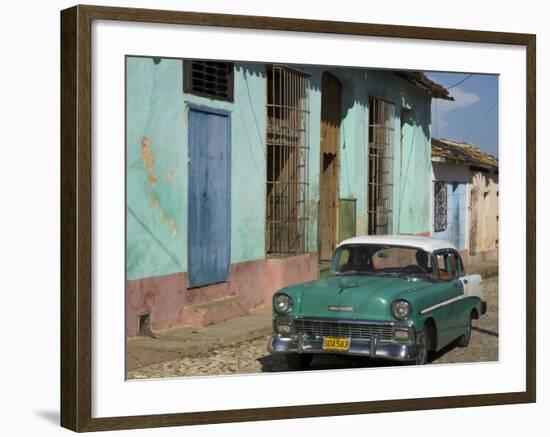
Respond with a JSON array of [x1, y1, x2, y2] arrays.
[[293, 319, 393, 341]]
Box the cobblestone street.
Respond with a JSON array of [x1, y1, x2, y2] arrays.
[[128, 276, 498, 379]]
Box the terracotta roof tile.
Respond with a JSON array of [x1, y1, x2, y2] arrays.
[[432, 138, 498, 169]]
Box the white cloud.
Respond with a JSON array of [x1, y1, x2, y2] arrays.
[[438, 87, 480, 112], [431, 87, 480, 138]]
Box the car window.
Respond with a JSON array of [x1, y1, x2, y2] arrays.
[[435, 252, 461, 281], [448, 253, 460, 276], [334, 246, 371, 273], [331, 245, 433, 278], [372, 247, 423, 270], [338, 249, 351, 265]]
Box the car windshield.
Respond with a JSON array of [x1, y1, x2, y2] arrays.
[[330, 244, 434, 279]]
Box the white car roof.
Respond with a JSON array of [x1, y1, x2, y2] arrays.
[[337, 235, 458, 254]]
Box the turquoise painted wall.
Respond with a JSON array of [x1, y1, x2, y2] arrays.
[[365, 70, 432, 235], [126, 58, 266, 280], [331, 69, 369, 237], [303, 69, 322, 253], [227, 64, 266, 263], [126, 58, 434, 281], [302, 67, 432, 245], [126, 58, 187, 281]]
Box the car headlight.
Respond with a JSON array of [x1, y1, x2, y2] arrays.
[[274, 294, 293, 313], [392, 299, 411, 320]]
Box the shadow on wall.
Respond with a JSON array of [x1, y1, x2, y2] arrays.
[[235, 63, 266, 183], [238, 61, 372, 108], [154, 57, 433, 114], [400, 90, 431, 141], [471, 171, 498, 189]]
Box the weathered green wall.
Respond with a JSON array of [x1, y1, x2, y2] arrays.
[[126, 58, 187, 281], [126, 58, 433, 281], [332, 69, 370, 237], [338, 198, 358, 241], [303, 68, 322, 253], [126, 58, 266, 280], [227, 64, 267, 263], [365, 70, 432, 235], [302, 67, 432, 244]]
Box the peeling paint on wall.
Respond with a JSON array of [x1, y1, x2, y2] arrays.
[[470, 171, 499, 254], [141, 137, 158, 185], [140, 136, 180, 237], [126, 57, 187, 281]]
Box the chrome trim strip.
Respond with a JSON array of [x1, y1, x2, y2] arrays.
[[276, 315, 410, 328], [328, 305, 354, 312], [420, 294, 467, 314]]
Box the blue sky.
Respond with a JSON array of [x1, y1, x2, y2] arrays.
[[426, 72, 499, 157]]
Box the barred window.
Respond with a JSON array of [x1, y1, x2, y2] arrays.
[[368, 97, 394, 235], [183, 60, 234, 101], [434, 181, 447, 232], [266, 65, 310, 256]]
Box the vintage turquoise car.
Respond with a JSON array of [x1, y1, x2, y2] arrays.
[[267, 235, 487, 369]]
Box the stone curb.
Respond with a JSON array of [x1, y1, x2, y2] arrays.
[[127, 323, 273, 369]]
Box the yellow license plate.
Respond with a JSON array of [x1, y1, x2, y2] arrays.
[[322, 337, 350, 351]]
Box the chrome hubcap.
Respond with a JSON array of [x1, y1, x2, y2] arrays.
[[416, 333, 427, 364], [464, 321, 472, 341]]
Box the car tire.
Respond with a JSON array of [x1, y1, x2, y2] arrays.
[[285, 353, 313, 370], [414, 330, 429, 365], [457, 313, 473, 347]]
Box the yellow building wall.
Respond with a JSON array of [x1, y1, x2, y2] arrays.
[[469, 170, 499, 260]]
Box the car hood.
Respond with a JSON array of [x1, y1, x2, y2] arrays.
[[291, 274, 432, 320]]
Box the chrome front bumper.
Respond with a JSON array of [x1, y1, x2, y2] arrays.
[[267, 334, 419, 362]]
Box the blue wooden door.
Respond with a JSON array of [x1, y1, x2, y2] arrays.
[[188, 107, 231, 288]]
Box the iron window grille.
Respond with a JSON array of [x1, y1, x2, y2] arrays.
[[368, 97, 395, 235], [183, 60, 234, 101], [434, 181, 448, 232], [266, 65, 310, 256]]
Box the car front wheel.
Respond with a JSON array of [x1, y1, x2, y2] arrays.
[[457, 313, 473, 347], [415, 330, 429, 365], [285, 353, 313, 370]]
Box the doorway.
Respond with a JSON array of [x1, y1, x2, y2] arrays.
[[319, 72, 342, 261], [187, 106, 231, 288]]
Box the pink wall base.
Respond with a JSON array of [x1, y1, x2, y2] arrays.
[[126, 253, 318, 336]]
